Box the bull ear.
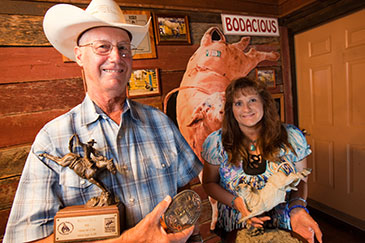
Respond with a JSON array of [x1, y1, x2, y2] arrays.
[[186, 107, 204, 127], [232, 36, 250, 51], [200, 26, 226, 47]]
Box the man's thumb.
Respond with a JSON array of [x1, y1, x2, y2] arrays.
[[150, 195, 172, 219]]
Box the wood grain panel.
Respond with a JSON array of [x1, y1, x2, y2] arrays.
[[133, 45, 198, 71], [0, 0, 54, 15], [280, 0, 365, 34], [30, 0, 279, 16], [0, 109, 69, 148], [0, 46, 195, 84], [278, 0, 315, 17], [0, 47, 82, 84], [346, 144, 365, 196], [309, 37, 331, 57], [0, 177, 19, 209], [345, 26, 365, 48], [346, 59, 365, 127], [159, 70, 185, 95], [310, 66, 333, 126], [199, 220, 220, 241], [0, 70, 184, 148], [0, 14, 48, 46], [279, 26, 294, 124], [312, 139, 334, 188], [0, 208, 11, 240], [0, 78, 85, 115], [0, 145, 30, 178]]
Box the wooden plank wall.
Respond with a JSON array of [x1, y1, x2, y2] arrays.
[[0, 1, 283, 241]]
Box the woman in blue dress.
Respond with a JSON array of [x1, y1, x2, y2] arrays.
[[202, 77, 322, 243]]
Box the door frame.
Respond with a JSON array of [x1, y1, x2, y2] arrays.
[[279, 0, 365, 125]]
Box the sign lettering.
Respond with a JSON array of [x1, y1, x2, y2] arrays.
[[221, 14, 279, 36]]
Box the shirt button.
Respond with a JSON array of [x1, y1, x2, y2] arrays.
[[118, 135, 122, 140], [161, 163, 166, 168], [80, 180, 86, 185], [129, 198, 135, 205]]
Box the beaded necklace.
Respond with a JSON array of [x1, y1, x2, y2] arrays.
[[249, 139, 257, 151]]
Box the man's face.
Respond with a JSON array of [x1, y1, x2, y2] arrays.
[[74, 27, 132, 99]]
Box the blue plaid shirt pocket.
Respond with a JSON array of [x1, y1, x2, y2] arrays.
[[59, 167, 99, 205]]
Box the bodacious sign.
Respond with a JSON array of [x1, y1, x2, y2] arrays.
[[221, 14, 279, 37]]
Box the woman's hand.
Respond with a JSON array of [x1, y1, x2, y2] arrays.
[[290, 208, 323, 243], [233, 196, 270, 228]]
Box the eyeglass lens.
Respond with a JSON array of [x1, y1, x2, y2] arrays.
[[82, 40, 134, 58]]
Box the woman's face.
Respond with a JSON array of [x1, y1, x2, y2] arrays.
[[232, 88, 264, 132]]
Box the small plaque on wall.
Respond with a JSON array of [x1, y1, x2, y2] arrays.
[[127, 68, 161, 98]]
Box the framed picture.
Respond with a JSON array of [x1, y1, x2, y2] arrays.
[[123, 10, 157, 59], [256, 68, 276, 88], [272, 93, 285, 122], [153, 13, 191, 45], [127, 68, 161, 98]]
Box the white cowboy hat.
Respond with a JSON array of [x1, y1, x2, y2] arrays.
[[43, 0, 150, 61]]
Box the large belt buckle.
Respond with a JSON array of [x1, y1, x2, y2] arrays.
[[162, 190, 202, 232]]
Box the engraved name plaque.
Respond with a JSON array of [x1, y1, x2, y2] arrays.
[[54, 205, 120, 242]]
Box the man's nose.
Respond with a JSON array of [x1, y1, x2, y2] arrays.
[[108, 46, 121, 60]]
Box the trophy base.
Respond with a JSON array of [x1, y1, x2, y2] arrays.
[[54, 204, 123, 242]]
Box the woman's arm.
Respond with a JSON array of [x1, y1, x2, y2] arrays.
[[202, 162, 236, 206], [289, 158, 323, 243], [288, 158, 308, 207], [202, 162, 269, 227]]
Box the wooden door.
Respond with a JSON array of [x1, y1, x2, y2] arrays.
[[295, 10, 365, 227]]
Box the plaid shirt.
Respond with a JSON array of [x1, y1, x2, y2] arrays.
[[4, 94, 202, 242]]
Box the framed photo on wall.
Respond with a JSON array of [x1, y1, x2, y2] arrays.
[[256, 68, 276, 89], [153, 13, 191, 45], [123, 10, 157, 59], [127, 68, 161, 98], [272, 93, 285, 122]]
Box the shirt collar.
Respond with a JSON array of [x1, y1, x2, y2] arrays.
[[80, 94, 100, 126], [125, 98, 140, 122], [80, 94, 142, 126]]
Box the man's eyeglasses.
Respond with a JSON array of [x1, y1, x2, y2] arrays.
[[78, 40, 135, 58]]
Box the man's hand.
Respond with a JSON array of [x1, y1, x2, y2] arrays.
[[121, 196, 194, 243], [290, 208, 323, 243]]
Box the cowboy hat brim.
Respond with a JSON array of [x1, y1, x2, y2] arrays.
[[43, 4, 150, 61]]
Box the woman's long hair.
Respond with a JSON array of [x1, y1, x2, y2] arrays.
[[222, 77, 294, 166]]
